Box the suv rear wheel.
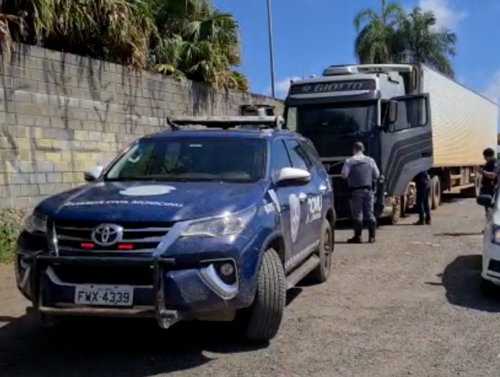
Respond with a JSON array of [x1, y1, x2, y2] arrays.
[[241, 248, 286, 342]]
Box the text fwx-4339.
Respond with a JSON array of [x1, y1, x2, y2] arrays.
[[74, 285, 134, 307]]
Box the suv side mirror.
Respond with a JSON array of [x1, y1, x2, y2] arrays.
[[84, 165, 104, 182], [477, 194, 494, 208], [277, 167, 311, 185]]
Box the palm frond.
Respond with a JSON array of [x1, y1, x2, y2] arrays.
[[0, 13, 26, 63], [352, 1, 457, 76], [2, 0, 248, 89]]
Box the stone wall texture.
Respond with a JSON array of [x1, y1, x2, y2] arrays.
[[0, 44, 283, 209]]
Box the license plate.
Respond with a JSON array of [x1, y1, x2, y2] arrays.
[[74, 285, 134, 307]]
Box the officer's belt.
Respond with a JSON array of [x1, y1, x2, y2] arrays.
[[348, 185, 372, 192]]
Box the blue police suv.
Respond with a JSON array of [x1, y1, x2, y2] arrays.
[[15, 115, 335, 342]]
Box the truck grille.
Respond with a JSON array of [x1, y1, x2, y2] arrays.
[[54, 220, 172, 252]]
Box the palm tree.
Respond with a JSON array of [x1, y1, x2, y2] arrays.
[[2, 0, 155, 69], [1, 0, 248, 90], [0, 12, 25, 63], [150, 0, 248, 90], [353, 0, 405, 64], [395, 6, 457, 77]]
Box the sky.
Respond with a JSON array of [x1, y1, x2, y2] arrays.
[[212, 0, 500, 104]]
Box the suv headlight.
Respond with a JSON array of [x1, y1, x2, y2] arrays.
[[24, 212, 47, 235], [181, 206, 256, 237], [492, 225, 500, 245]]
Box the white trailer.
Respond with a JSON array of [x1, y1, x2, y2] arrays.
[[284, 63, 499, 222], [420, 65, 498, 209]]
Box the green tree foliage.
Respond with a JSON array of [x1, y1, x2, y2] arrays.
[[353, 0, 405, 64], [396, 6, 456, 77], [0, 0, 248, 90], [353, 0, 457, 77]]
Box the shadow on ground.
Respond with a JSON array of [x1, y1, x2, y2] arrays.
[[335, 193, 468, 232], [0, 288, 303, 377], [427, 254, 500, 313], [434, 232, 483, 237]]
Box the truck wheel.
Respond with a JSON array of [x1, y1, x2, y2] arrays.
[[480, 278, 496, 298], [389, 197, 402, 224], [463, 174, 481, 198], [242, 248, 286, 342], [469, 174, 481, 198], [400, 194, 407, 218], [431, 176, 441, 210], [475, 175, 481, 197], [308, 218, 333, 283]]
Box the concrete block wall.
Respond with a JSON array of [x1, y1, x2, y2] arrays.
[[0, 44, 283, 209]]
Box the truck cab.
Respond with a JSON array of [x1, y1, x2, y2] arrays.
[[284, 64, 431, 222]]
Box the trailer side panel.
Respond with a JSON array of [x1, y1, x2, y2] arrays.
[[421, 65, 498, 167]]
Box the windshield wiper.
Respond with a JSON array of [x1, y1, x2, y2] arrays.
[[344, 130, 364, 137], [104, 175, 188, 182], [104, 177, 155, 182]]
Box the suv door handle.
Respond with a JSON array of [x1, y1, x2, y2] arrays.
[[298, 193, 307, 202]]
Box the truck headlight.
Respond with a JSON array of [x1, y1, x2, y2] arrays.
[[24, 212, 47, 235], [181, 206, 256, 237]]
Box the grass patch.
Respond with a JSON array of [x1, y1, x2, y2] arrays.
[[0, 209, 26, 264], [0, 222, 21, 264]]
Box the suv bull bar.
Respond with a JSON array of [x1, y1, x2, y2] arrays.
[[25, 255, 179, 329]]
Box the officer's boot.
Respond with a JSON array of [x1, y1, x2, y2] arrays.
[[368, 224, 376, 243], [425, 213, 431, 225], [347, 221, 363, 244], [413, 216, 425, 226]]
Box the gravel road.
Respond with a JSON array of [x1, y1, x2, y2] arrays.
[[1, 197, 499, 377]]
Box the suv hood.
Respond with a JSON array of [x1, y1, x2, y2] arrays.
[[37, 181, 266, 223]]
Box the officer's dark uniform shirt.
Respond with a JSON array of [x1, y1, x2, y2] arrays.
[[342, 154, 380, 190], [482, 158, 498, 194], [414, 171, 431, 189]]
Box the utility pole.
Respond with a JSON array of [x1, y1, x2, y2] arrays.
[[266, 0, 276, 98]]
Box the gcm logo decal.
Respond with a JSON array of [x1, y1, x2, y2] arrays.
[[289, 194, 300, 243], [306, 195, 322, 224], [119, 185, 176, 196]]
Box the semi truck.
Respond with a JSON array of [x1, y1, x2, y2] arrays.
[[283, 63, 499, 223]]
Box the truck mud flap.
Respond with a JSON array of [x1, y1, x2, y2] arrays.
[[27, 255, 180, 329]]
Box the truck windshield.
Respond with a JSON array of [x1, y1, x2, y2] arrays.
[[285, 102, 377, 157], [286, 102, 377, 135], [105, 137, 266, 183]]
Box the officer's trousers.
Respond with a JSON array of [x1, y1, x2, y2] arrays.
[[480, 186, 495, 217], [416, 184, 431, 220], [350, 188, 376, 227]]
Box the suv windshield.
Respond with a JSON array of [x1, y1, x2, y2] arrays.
[[105, 137, 266, 183]]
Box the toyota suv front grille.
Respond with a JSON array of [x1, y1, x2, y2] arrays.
[[54, 220, 172, 252]]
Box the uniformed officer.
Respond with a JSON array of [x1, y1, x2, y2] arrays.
[[478, 147, 499, 216], [341, 142, 380, 243], [413, 171, 431, 225]]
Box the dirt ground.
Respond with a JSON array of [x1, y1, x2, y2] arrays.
[[1, 197, 499, 377]]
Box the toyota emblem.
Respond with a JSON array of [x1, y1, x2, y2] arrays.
[[91, 224, 123, 246]]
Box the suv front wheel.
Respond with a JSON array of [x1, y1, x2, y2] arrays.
[[240, 248, 286, 342]]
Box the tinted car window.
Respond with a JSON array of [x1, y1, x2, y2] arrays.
[[271, 139, 292, 179], [284, 139, 313, 171], [300, 139, 322, 168], [106, 137, 266, 182]]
